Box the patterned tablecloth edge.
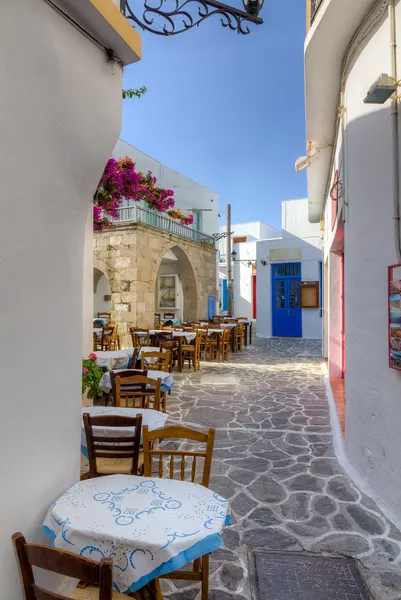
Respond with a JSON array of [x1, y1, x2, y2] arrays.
[[43, 517, 231, 593], [124, 532, 224, 593]]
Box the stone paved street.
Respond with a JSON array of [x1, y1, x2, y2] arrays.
[[163, 337, 401, 600]]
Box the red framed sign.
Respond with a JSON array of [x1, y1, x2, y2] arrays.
[[388, 264, 401, 370]]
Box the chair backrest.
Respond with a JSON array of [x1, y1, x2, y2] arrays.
[[163, 312, 175, 320], [155, 331, 173, 344], [115, 375, 161, 410], [12, 533, 113, 600], [223, 328, 231, 344], [83, 413, 142, 476], [141, 351, 171, 372], [130, 328, 149, 347], [154, 313, 161, 324], [143, 425, 215, 487], [110, 368, 147, 402], [128, 346, 141, 369], [98, 312, 111, 321], [101, 325, 115, 347]]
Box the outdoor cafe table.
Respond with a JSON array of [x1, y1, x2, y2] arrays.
[[96, 348, 164, 372], [80, 406, 168, 458], [99, 369, 174, 394], [43, 474, 230, 595], [145, 330, 197, 343], [96, 349, 135, 371]]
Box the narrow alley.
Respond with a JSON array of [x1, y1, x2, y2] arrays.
[[164, 339, 401, 600]]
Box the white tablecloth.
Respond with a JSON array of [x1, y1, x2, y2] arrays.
[[93, 328, 103, 340], [141, 330, 197, 343], [99, 369, 174, 394], [96, 350, 134, 371], [43, 474, 230, 594], [81, 407, 168, 458]]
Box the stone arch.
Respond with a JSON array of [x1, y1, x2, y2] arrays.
[[155, 244, 198, 323]]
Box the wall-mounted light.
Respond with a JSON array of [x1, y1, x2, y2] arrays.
[[260, 260, 267, 266], [364, 74, 398, 104], [231, 250, 237, 261]]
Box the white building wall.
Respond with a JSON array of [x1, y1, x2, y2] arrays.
[[0, 1, 122, 596], [336, 8, 401, 518], [232, 241, 256, 319], [282, 198, 322, 242], [256, 236, 322, 339], [218, 221, 281, 256], [113, 139, 218, 236]]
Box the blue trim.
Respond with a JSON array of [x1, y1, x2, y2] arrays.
[[81, 444, 89, 459], [125, 532, 223, 593], [42, 525, 56, 545], [222, 279, 228, 312]]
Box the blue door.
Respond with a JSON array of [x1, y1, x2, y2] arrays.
[[272, 263, 302, 337], [222, 279, 228, 312], [208, 296, 216, 320]]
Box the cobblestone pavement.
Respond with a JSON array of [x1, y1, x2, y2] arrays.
[[162, 337, 401, 600]]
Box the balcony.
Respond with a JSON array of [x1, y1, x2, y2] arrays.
[[310, 0, 324, 25], [114, 205, 216, 246]]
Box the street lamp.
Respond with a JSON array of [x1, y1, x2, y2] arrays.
[[121, 0, 263, 36]]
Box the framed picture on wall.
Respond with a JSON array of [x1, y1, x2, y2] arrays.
[[158, 274, 178, 309], [388, 264, 401, 371]]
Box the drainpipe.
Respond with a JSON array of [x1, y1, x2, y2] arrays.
[[390, 0, 401, 260]]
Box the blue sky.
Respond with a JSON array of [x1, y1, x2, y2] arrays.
[[121, 0, 307, 231]]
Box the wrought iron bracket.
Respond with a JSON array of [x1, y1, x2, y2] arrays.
[[121, 0, 263, 36]]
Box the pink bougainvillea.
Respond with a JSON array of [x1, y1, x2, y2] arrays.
[[93, 157, 193, 231]]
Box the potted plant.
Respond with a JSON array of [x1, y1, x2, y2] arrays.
[[82, 353, 103, 407]]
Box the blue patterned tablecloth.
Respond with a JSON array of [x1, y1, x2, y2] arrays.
[[43, 475, 230, 594], [80, 406, 168, 458]]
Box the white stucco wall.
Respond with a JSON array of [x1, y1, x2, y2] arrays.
[[256, 237, 322, 339], [232, 241, 256, 319], [329, 6, 401, 519], [218, 221, 281, 257], [282, 198, 322, 242], [0, 1, 122, 596], [113, 139, 218, 236]]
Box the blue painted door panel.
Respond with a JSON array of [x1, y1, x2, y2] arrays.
[[222, 279, 228, 312], [208, 296, 216, 320], [272, 263, 302, 337]]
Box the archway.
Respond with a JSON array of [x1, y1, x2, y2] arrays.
[[93, 267, 111, 318], [155, 246, 198, 323]]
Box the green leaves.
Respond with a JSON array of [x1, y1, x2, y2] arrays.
[[122, 86, 147, 100]]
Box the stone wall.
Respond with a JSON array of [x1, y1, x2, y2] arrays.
[[94, 221, 218, 347]]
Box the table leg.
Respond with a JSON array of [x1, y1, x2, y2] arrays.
[[129, 579, 163, 600], [244, 323, 248, 347], [250, 322, 252, 345], [178, 336, 183, 373]]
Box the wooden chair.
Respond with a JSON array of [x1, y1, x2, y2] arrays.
[[235, 323, 244, 352], [130, 327, 150, 347], [101, 325, 118, 351], [128, 346, 141, 369], [12, 532, 120, 600], [180, 332, 201, 372], [83, 413, 143, 477], [221, 328, 230, 362], [142, 425, 216, 600], [163, 312, 175, 320], [141, 351, 171, 372], [155, 331, 173, 345], [154, 313, 161, 324], [199, 329, 218, 361], [98, 312, 111, 324], [110, 368, 147, 405], [115, 375, 161, 411], [93, 333, 102, 352], [159, 340, 178, 371]]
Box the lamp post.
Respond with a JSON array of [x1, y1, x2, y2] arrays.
[[120, 0, 263, 36]]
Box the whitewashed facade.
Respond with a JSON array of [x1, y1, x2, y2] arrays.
[[305, 0, 401, 524]]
